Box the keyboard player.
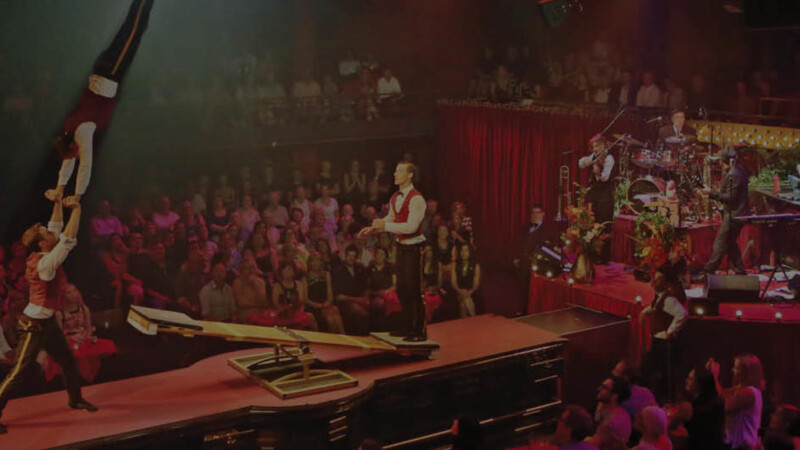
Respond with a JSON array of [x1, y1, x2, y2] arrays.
[[701, 146, 750, 276]]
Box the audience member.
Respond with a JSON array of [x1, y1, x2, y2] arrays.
[[451, 243, 480, 317], [260, 210, 282, 247], [199, 263, 236, 321], [316, 159, 340, 197], [376, 68, 403, 103], [304, 252, 345, 333], [238, 194, 260, 240], [250, 232, 278, 282], [315, 185, 340, 235], [707, 354, 764, 450], [173, 249, 206, 317], [271, 262, 317, 330], [333, 245, 371, 335], [343, 159, 367, 210], [552, 405, 597, 450], [636, 71, 662, 108], [151, 197, 180, 232], [214, 173, 236, 207], [52, 284, 116, 383], [137, 241, 178, 309], [101, 234, 144, 307], [291, 186, 312, 229], [670, 366, 725, 450], [206, 196, 231, 240], [762, 405, 800, 450], [633, 406, 672, 450], [587, 376, 633, 448], [610, 69, 636, 108], [612, 359, 657, 417], [233, 258, 270, 323], [339, 49, 361, 78], [662, 78, 687, 111], [434, 224, 455, 268], [264, 191, 289, 228], [216, 232, 243, 273], [89, 200, 125, 247]]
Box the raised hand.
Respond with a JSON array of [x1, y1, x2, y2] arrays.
[[63, 196, 81, 209], [45, 188, 63, 202]]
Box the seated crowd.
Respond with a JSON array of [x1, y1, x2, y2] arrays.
[[0, 157, 482, 346]]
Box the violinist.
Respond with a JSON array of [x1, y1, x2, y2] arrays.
[[578, 134, 614, 263]]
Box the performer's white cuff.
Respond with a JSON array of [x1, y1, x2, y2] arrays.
[[88, 74, 118, 98]]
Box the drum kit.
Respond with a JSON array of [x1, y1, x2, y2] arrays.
[[614, 133, 724, 222]]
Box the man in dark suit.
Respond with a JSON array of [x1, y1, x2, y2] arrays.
[[657, 109, 697, 145], [515, 204, 558, 268], [608, 69, 636, 109], [702, 147, 750, 275]]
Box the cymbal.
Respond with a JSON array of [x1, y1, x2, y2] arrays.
[[613, 134, 645, 147], [665, 135, 697, 144]]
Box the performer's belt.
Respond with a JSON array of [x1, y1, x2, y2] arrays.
[[396, 242, 424, 251]]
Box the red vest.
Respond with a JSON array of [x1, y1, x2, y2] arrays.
[[391, 188, 423, 242], [25, 253, 67, 310], [63, 88, 117, 135]]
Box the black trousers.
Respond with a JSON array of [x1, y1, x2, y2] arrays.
[[93, 0, 154, 81], [0, 315, 82, 417], [396, 243, 425, 335], [704, 215, 745, 274], [587, 182, 613, 263]]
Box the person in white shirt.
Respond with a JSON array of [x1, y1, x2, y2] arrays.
[[200, 263, 236, 321], [640, 267, 689, 400], [578, 134, 615, 263], [338, 49, 361, 78], [0, 194, 97, 434], [359, 162, 427, 341], [291, 186, 312, 229], [377, 68, 403, 103], [707, 354, 764, 450], [636, 71, 662, 108], [47, 0, 155, 205]]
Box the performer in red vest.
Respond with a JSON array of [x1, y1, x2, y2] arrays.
[[0, 195, 97, 434], [46, 0, 155, 204], [360, 162, 427, 341]]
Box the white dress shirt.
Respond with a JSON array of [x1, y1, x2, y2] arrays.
[[377, 77, 402, 98], [636, 84, 662, 108], [57, 122, 97, 196], [384, 184, 426, 245], [578, 154, 615, 182], [199, 280, 236, 321], [641, 293, 688, 339], [23, 221, 77, 319]]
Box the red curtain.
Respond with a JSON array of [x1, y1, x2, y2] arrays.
[[436, 104, 644, 265]]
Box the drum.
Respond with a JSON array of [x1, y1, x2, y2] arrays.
[[632, 148, 658, 168], [657, 150, 678, 169], [628, 177, 666, 212]]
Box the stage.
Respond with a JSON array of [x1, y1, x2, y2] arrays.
[[528, 264, 800, 403], [0, 315, 566, 449]]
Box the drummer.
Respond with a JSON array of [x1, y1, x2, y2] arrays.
[[657, 109, 697, 151]]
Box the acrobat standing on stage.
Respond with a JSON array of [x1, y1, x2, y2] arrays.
[[359, 162, 428, 341], [0, 194, 95, 434], [46, 0, 155, 203]]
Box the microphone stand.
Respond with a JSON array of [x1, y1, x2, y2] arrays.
[[599, 105, 628, 137]]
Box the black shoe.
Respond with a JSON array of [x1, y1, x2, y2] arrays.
[[389, 330, 410, 337], [0, 423, 6, 434], [403, 333, 427, 342], [69, 399, 98, 412]]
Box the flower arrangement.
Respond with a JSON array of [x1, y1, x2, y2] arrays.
[[563, 203, 610, 258], [631, 211, 690, 271]]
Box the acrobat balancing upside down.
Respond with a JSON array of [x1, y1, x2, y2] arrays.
[[0, 0, 154, 435]]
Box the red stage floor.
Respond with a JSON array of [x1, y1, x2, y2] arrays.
[[0, 315, 563, 449]]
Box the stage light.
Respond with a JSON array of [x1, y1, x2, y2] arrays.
[[736, 310, 743, 320], [568, 278, 575, 285], [697, 307, 705, 316], [775, 312, 783, 322], [546, 271, 553, 278], [532, 265, 539, 272], [635, 295, 642, 304]]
